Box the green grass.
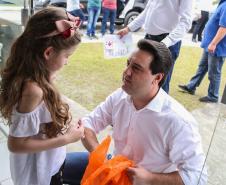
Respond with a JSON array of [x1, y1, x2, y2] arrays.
[[56, 43, 226, 111]]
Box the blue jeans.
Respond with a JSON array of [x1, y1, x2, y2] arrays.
[[69, 9, 85, 22], [86, 7, 101, 36], [187, 50, 225, 101], [162, 41, 182, 93], [63, 152, 89, 185], [101, 7, 116, 35]]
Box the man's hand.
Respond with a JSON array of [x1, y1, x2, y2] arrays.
[[127, 166, 152, 185], [117, 27, 130, 38], [208, 42, 217, 53]]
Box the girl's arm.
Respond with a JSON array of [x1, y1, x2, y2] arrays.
[[8, 81, 84, 153], [8, 124, 84, 153]]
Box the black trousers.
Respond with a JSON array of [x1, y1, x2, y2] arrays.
[[50, 162, 65, 185], [192, 10, 209, 41]]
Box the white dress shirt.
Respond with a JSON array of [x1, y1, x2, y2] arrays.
[[128, 0, 193, 47], [83, 88, 207, 185]]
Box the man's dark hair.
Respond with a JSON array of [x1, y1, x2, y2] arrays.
[[137, 39, 173, 87]]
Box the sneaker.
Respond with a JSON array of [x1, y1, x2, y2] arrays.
[[199, 96, 218, 103], [92, 35, 99, 39], [178, 85, 195, 95]]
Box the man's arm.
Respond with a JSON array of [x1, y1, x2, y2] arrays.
[[81, 127, 99, 152], [127, 167, 183, 185], [81, 90, 120, 152], [208, 26, 226, 53], [162, 0, 193, 47], [117, 0, 151, 37]]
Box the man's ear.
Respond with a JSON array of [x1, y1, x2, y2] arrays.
[[154, 73, 164, 85], [43, 46, 54, 61]]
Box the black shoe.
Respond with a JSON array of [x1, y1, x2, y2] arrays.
[[178, 85, 195, 95], [199, 96, 218, 103], [198, 37, 202, 42]]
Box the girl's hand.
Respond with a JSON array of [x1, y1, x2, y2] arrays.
[[65, 123, 84, 143]]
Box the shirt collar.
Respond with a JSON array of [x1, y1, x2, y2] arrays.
[[145, 88, 166, 112], [124, 88, 166, 113]]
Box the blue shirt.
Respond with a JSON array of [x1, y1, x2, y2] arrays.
[[88, 0, 101, 8], [201, 1, 226, 57]]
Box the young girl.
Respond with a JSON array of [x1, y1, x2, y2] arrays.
[[0, 7, 84, 185]]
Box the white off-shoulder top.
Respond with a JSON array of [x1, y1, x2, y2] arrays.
[[9, 101, 66, 185]]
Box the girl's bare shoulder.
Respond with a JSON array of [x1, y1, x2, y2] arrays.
[[18, 81, 44, 113]]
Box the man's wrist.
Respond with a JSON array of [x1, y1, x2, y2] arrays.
[[126, 26, 131, 33]]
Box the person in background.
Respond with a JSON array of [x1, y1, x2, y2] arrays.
[[100, 0, 117, 36], [67, 0, 86, 24], [86, 0, 101, 39], [179, 0, 226, 103], [192, 0, 214, 42], [0, 7, 85, 185], [117, 0, 193, 94]]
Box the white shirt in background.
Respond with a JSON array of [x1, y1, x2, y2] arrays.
[[128, 0, 193, 47], [83, 88, 207, 185], [67, 0, 80, 11]]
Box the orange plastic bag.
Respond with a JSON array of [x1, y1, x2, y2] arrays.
[[81, 136, 134, 185]]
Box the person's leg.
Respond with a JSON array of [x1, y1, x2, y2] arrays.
[[101, 7, 109, 35], [207, 54, 225, 101], [70, 9, 85, 22], [62, 152, 89, 185], [91, 7, 101, 36], [109, 9, 116, 34], [50, 172, 63, 185], [78, 9, 86, 22], [192, 16, 202, 41], [161, 41, 182, 93], [185, 50, 209, 90], [197, 11, 209, 41], [69, 10, 79, 17], [87, 8, 95, 37]]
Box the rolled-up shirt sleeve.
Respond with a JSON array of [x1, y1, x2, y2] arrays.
[[127, 0, 151, 32], [162, 0, 193, 47], [82, 93, 114, 133], [169, 119, 207, 185]]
